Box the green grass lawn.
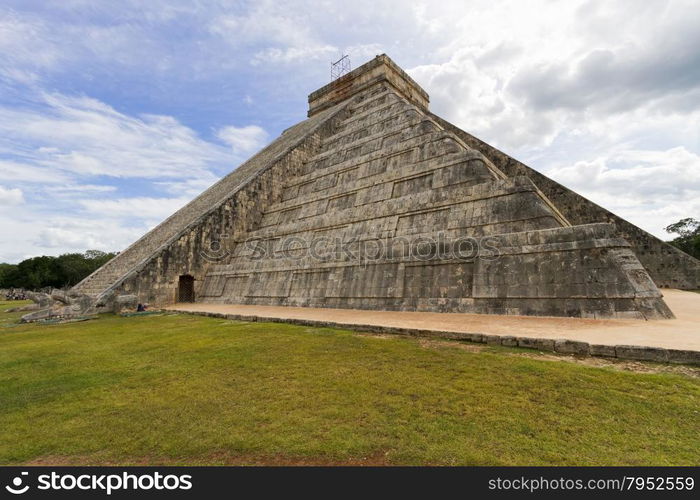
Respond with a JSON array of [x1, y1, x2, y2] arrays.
[[0, 300, 698, 466]]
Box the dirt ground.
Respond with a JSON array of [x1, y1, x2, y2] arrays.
[[167, 289, 700, 351]]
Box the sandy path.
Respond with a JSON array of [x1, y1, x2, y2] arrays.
[[166, 289, 700, 351]]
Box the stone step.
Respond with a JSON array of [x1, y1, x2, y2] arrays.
[[248, 177, 532, 242], [81, 273, 122, 282], [274, 150, 487, 214], [346, 88, 397, 113], [81, 283, 117, 291], [319, 106, 422, 154], [77, 278, 121, 289], [74, 274, 124, 297], [334, 96, 406, 133], [312, 118, 442, 166], [298, 129, 459, 180]]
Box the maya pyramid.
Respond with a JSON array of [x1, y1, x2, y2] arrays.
[[73, 55, 700, 319]]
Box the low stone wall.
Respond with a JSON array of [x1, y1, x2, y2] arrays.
[[169, 309, 700, 366]]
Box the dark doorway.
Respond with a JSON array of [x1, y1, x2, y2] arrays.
[[178, 275, 195, 303]]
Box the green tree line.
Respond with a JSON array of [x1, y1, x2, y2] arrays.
[[0, 250, 116, 290], [665, 217, 700, 260]]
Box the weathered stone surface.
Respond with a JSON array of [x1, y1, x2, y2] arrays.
[[483, 335, 502, 346], [589, 344, 616, 358], [461, 333, 483, 343], [71, 102, 348, 304], [113, 294, 138, 314], [554, 339, 590, 356], [50, 291, 71, 305], [26, 292, 51, 308], [20, 309, 51, 322], [20, 289, 96, 323], [517, 337, 555, 351], [615, 345, 670, 363], [666, 349, 700, 365], [69, 293, 94, 313], [71, 54, 688, 321], [500, 336, 518, 347]]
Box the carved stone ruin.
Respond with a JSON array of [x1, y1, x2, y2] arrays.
[[71, 55, 699, 319]]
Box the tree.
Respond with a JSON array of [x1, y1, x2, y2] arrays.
[[84, 250, 114, 268], [0, 250, 117, 290], [665, 217, 700, 260], [55, 253, 93, 287], [0, 263, 19, 287]]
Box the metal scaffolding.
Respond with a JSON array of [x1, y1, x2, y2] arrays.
[[331, 54, 351, 81]]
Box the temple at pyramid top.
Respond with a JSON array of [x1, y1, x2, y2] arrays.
[[72, 54, 699, 319], [308, 54, 429, 117]]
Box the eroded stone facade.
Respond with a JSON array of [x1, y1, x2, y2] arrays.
[[72, 54, 696, 319]]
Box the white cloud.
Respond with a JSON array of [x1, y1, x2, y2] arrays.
[[0, 161, 69, 184], [0, 186, 24, 205], [209, 6, 326, 53], [45, 184, 117, 195], [0, 12, 62, 82], [0, 209, 143, 262], [34, 217, 146, 252], [545, 147, 700, 239], [250, 45, 337, 66], [78, 196, 191, 220], [551, 148, 700, 195], [0, 92, 236, 180], [217, 125, 269, 154]]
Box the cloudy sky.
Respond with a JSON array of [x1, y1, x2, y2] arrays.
[[1, 0, 698, 263]]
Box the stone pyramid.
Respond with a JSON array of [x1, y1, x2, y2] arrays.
[[73, 55, 699, 319]]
